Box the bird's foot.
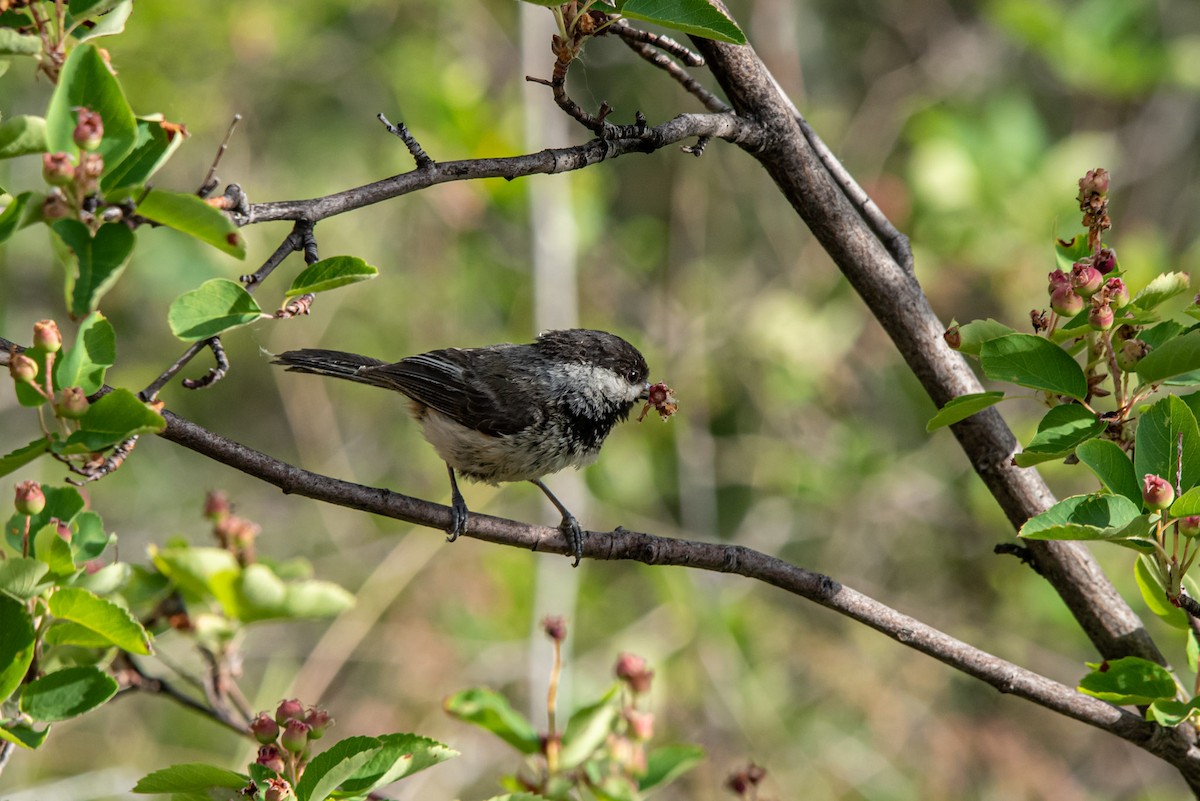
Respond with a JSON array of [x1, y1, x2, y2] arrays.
[[560, 514, 583, 567], [447, 493, 469, 543]]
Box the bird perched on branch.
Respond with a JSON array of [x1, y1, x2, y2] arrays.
[[273, 329, 657, 566]]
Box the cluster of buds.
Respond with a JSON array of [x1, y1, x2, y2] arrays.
[[1078, 167, 1112, 244], [10, 320, 92, 418], [251, 699, 334, 783], [41, 108, 108, 223], [206, 490, 260, 565], [607, 652, 657, 776], [1046, 263, 1126, 332]]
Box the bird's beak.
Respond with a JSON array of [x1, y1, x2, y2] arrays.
[[637, 382, 652, 401]]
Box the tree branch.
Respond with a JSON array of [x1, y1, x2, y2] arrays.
[[688, 20, 1169, 674], [151, 405, 1200, 777]]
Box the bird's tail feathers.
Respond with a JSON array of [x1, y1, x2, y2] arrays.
[[272, 349, 388, 386]]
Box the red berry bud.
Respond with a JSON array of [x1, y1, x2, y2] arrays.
[[304, 707, 333, 740], [1180, 517, 1200, 539], [1102, 277, 1129, 308], [1094, 247, 1117, 275], [264, 778, 294, 801], [1071, 262, 1103, 297], [42, 152, 75, 186], [73, 108, 104, 151], [1050, 286, 1084, 317], [256, 744, 285, 774], [542, 615, 567, 643], [1088, 301, 1114, 331], [33, 320, 62, 353], [623, 708, 655, 741], [274, 698, 304, 724], [943, 325, 961, 350], [1143, 474, 1175, 511], [9, 353, 38, 385], [280, 719, 309, 754], [615, 652, 654, 695], [56, 387, 89, 419], [250, 712, 280, 744], [14, 481, 45, 516], [1047, 268, 1071, 293]]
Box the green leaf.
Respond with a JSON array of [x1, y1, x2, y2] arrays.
[[0, 593, 36, 703], [1075, 438, 1141, 504], [19, 665, 118, 721], [444, 687, 540, 753], [45, 43, 137, 166], [1137, 330, 1200, 386], [34, 523, 76, 576], [102, 116, 186, 192], [1189, 629, 1200, 674], [0, 558, 52, 600], [70, 0, 132, 42], [1053, 234, 1091, 274], [286, 255, 379, 297], [1134, 555, 1188, 630], [70, 562, 129, 596], [0, 191, 32, 243], [609, 0, 745, 44], [0, 115, 47, 158], [1019, 493, 1145, 541], [167, 279, 265, 341], [137, 190, 245, 258], [1147, 698, 1200, 727], [60, 387, 165, 453], [949, 319, 1017, 357], [48, 586, 152, 655], [980, 334, 1088, 399], [73, 511, 112, 561], [560, 687, 620, 769], [1077, 656, 1177, 705], [1013, 403, 1105, 467], [0, 721, 50, 750], [52, 220, 136, 318], [337, 733, 458, 795], [43, 620, 118, 649], [640, 744, 705, 791], [55, 311, 116, 395], [1132, 271, 1192, 312], [132, 764, 249, 795], [0, 28, 42, 57], [1173, 487, 1200, 518], [5, 486, 85, 552], [1134, 395, 1200, 496], [1139, 320, 1185, 352], [294, 736, 381, 801], [0, 439, 49, 477], [149, 544, 240, 606], [926, 391, 1005, 432]]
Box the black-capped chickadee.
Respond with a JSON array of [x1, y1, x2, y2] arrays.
[[273, 329, 652, 565]]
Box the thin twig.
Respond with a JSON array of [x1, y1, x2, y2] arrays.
[[377, 114, 434, 169], [180, 338, 230, 391], [617, 34, 728, 113], [199, 114, 242, 197], [114, 654, 247, 737], [607, 19, 705, 67]]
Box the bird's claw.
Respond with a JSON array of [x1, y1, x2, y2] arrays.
[[447, 494, 469, 542], [560, 514, 583, 567]]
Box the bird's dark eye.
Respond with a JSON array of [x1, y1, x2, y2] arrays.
[[626, 367, 641, 383]]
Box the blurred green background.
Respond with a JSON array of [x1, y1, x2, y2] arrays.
[[3, 0, 1200, 798]]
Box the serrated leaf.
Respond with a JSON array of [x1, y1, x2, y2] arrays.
[[980, 334, 1088, 399], [1075, 438, 1140, 504], [1136, 330, 1200, 385], [45, 44, 137, 166], [19, 665, 118, 721], [0, 439, 49, 477], [52, 220, 136, 318], [1053, 234, 1091, 274], [1132, 271, 1191, 312], [132, 763, 249, 794], [59, 387, 164, 453], [1013, 403, 1105, 467], [1077, 656, 1177, 705], [0, 558, 52, 600], [640, 744, 705, 791], [286, 255, 379, 297], [337, 733, 458, 795], [1139, 320, 1184, 351], [926, 391, 1005, 432], [950, 319, 1017, 357], [167, 279, 264, 341], [137, 190, 245, 258], [102, 116, 187, 192], [1134, 395, 1200, 496], [444, 687, 540, 753], [294, 736, 381, 801], [0, 115, 47, 158], [48, 586, 152, 655], [610, 0, 745, 44], [55, 311, 116, 395], [1019, 493, 1144, 541], [0, 593, 36, 703]]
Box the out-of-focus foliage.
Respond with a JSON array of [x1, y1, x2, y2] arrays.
[[2, 0, 1200, 799]]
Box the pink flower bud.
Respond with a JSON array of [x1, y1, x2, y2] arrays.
[[1180, 517, 1200, 539], [9, 353, 38, 385], [304, 707, 333, 740], [274, 698, 304, 725], [1047, 268, 1071, 293], [264, 778, 294, 801], [623, 708, 654, 741], [1071, 262, 1103, 297], [250, 712, 280, 744], [615, 652, 654, 695], [56, 387, 89, 419], [14, 481, 45, 516], [203, 490, 230, 522], [256, 744, 285, 774], [42, 152, 75, 186], [33, 320, 62, 353], [1050, 286, 1084, 317], [1102, 277, 1129, 308], [1088, 301, 1114, 331], [1094, 247, 1117, 275], [76, 152, 104, 193], [542, 616, 567, 643], [280, 719, 309, 754], [1143, 474, 1175, 511], [73, 108, 104, 151]]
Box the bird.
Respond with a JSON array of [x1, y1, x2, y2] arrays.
[[273, 329, 652, 565]]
